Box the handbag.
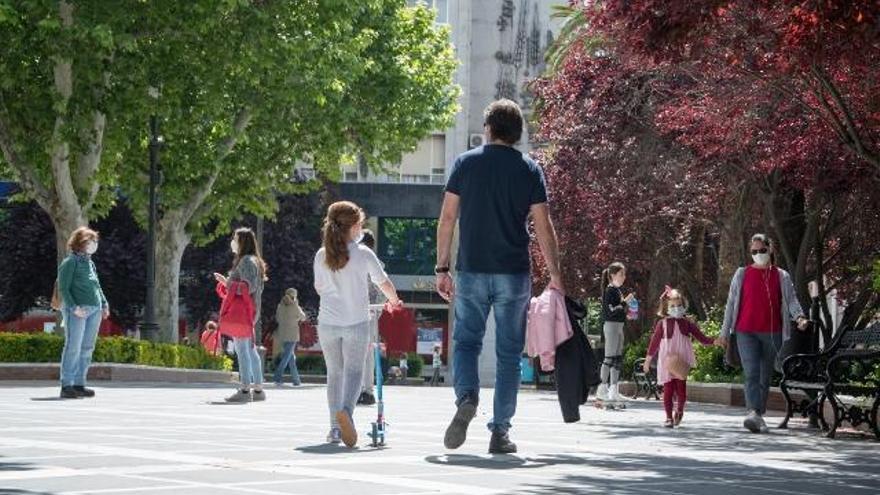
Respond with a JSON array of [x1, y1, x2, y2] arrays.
[[666, 353, 691, 379], [724, 332, 741, 368], [662, 320, 692, 379], [50, 279, 62, 311]]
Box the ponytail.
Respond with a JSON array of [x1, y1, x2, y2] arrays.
[[322, 201, 365, 271], [603, 262, 626, 290]]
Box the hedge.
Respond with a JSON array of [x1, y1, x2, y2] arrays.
[[0, 332, 232, 371], [389, 352, 424, 377], [294, 352, 425, 377]]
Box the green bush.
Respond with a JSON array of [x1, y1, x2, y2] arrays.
[[689, 307, 742, 383], [389, 352, 424, 377], [0, 332, 231, 371], [623, 331, 651, 379], [582, 298, 603, 335], [296, 354, 327, 374]]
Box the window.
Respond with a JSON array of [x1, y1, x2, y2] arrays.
[[378, 218, 438, 276], [344, 172, 358, 182]]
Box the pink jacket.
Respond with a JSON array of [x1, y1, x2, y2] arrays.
[[526, 288, 573, 372]]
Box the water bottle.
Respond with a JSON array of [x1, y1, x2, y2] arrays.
[[627, 296, 639, 321]]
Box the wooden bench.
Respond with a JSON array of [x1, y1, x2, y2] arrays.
[[779, 321, 880, 439]]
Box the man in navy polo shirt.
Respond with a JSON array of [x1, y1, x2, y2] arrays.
[[435, 99, 563, 454]]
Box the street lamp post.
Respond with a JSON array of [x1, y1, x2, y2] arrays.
[[139, 115, 162, 341]]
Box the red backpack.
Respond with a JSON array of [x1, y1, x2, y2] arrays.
[[216, 280, 255, 339]]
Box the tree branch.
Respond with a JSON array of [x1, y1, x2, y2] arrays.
[[180, 107, 252, 227], [77, 110, 106, 216], [811, 64, 880, 171], [50, 0, 80, 222]]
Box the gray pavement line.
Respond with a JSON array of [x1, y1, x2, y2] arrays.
[[65, 474, 294, 495], [0, 453, 108, 462], [21, 404, 289, 427], [0, 436, 502, 495]]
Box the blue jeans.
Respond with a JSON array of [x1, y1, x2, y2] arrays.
[[233, 337, 264, 387], [737, 331, 783, 415], [60, 305, 102, 387], [273, 341, 302, 385], [452, 272, 530, 434]]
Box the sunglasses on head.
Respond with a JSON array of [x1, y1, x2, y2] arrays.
[[751, 248, 768, 255]]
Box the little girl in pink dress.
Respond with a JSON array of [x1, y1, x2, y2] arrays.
[[644, 287, 719, 427]]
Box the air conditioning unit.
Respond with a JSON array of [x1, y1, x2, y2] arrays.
[[468, 133, 486, 149]]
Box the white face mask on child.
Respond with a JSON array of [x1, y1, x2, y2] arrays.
[[668, 306, 686, 318]]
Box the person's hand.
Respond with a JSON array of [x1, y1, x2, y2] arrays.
[[717, 336, 728, 349], [436, 272, 455, 302], [642, 358, 651, 374], [102, 307, 110, 320], [213, 272, 227, 284], [623, 293, 635, 303], [796, 317, 809, 331], [73, 306, 87, 318], [386, 297, 403, 309], [549, 273, 565, 294]]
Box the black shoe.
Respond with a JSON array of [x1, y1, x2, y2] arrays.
[[356, 392, 367, 405], [444, 395, 477, 449], [361, 392, 376, 405], [60, 386, 80, 399], [488, 431, 517, 454], [73, 386, 95, 398]]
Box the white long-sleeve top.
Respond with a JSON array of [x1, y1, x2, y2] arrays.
[[314, 242, 390, 327]]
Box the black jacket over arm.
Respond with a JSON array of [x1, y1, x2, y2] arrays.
[[555, 297, 602, 423]]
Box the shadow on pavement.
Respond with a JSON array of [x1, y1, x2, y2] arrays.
[[509, 452, 880, 495], [294, 444, 373, 455], [0, 490, 57, 495]]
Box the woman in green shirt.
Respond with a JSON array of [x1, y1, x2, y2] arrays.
[[57, 227, 109, 399]]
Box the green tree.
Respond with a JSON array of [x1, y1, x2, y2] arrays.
[[2, 1, 458, 341], [0, 1, 131, 259]]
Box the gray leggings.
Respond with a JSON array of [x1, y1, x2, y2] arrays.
[[318, 321, 371, 429], [601, 321, 625, 385]]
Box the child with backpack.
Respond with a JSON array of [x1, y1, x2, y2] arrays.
[[314, 201, 402, 447], [643, 287, 719, 427]]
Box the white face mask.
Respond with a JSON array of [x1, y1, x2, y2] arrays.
[[230, 239, 239, 254], [668, 305, 686, 318], [752, 253, 771, 266], [85, 240, 98, 255]]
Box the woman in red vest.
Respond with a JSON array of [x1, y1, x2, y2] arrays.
[[719, 234, 808, 433]]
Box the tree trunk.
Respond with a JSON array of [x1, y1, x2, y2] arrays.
[[718, 192, 746, 300], [154, 221, 190, 343]]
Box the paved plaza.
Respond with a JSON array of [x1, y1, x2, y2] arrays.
[[0, 382, 877, 495]]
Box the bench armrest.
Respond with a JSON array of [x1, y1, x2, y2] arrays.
[[781, 352, 826, 383]]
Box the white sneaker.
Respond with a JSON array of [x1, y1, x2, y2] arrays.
[[596, 383, 609, 401], [326, 428, 341, 444], [608, 383, 625, 403], [758, 414, 769, 433], [743, 410, 761, 433]]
